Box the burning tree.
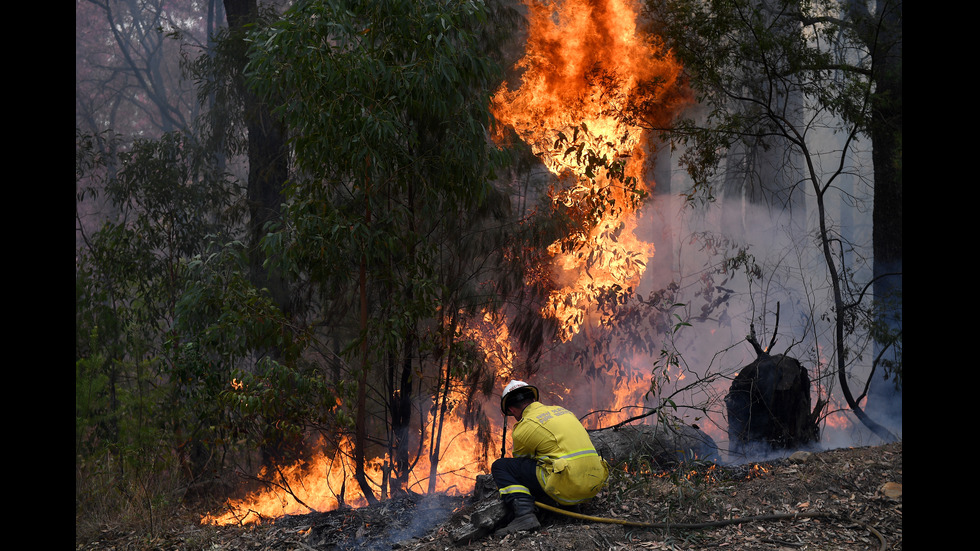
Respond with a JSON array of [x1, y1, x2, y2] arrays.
[[488, 0, 694, 392], [482, 0, 764, 475], [198, 0, 723, 524], [234, 0, 522, 512], [491, 0, 691, 347], [77, 0, 898, 535]]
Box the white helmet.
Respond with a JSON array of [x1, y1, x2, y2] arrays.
[[500, 380, 539, 414]]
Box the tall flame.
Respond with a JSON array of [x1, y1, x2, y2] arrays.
[[203, 0, 690, 525], [492, 0, 688, 341]]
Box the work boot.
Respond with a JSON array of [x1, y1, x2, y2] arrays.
[[494, 496, 541, 536]]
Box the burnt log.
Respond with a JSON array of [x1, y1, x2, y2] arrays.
[[725, 352, 819, 454], [448, 494, 507, 544], [589, 420, 719, 468], [448, 475, 507, 544]]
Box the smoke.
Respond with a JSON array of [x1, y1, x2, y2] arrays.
[[622, 139, 902, 460], [519, 131, 901, 465], [373, 494, 464, 548], [274, 493, 466, 551]]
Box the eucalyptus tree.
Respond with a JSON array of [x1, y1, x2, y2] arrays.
[[75, 129, 242, 520], [846, 0, 901, 426], [246, 0, 517, 502], [640, 0, 901, 441]]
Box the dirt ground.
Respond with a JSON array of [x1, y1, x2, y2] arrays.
[[77, 441, 902, 550]]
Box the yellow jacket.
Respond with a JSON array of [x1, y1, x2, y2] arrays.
[[512, 402, 609, 505]]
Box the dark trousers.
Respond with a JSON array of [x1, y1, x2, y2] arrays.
[[490, 457, 558, 507]]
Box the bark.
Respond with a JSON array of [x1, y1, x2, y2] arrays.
[[223, 0, 290, 317], [223, 0, 293, 469], [355, 177, 379, 505], [867, 0, 903, 428]]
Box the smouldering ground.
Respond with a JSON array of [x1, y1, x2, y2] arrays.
[[78, 441, 900, 550]]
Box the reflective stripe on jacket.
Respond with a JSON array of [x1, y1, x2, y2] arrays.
[[512, 402, 609, 505]]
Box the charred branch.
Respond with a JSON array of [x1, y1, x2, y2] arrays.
[[746, 303, 780, 357]]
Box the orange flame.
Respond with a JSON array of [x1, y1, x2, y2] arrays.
[[203, 0, 690, 526], [492, 0, 688, 341], [202, 413, 489, 525]]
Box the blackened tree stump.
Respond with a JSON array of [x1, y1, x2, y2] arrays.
[[725, 352, 820, 453]]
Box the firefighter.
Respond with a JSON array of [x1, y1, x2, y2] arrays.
[[490, 380, 609, 536]]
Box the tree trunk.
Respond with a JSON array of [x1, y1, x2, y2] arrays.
[[809, 137, 897, 443], [223, 0, 292, 469], [355, 176, 378, 505], [390, 177, 418, 495], [428, 310, 458, 494], [724, 350, 819, 453], [867, 0, 903, 431], [389, 321, 415, 494], [223, 0, 290, 317]]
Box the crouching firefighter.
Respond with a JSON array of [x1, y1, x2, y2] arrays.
[[490, 380, 610, 536]]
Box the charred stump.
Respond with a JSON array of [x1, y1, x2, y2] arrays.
[[725, 347, 819, 454]]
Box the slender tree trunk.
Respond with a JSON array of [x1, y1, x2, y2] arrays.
[[354, 168, 378, 505], [866, 0, 903, 431], [807, 140, 896, 443], [223, 0, 289, 315], [390, 178, 417, 494], [390, 313, 415, 494], [428, 311, 457, 494]]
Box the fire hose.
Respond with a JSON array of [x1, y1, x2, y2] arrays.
[[533, 501, 887, 551]]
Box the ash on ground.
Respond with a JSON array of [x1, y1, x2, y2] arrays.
[[275, 492, 469, 550]]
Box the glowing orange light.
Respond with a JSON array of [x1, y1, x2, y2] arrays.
[[491, 0, 688, 342]]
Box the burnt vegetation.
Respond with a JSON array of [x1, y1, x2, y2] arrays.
[[76, 442, 902, 550]]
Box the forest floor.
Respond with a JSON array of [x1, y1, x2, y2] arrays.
[[76, 441, 902, 551]]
